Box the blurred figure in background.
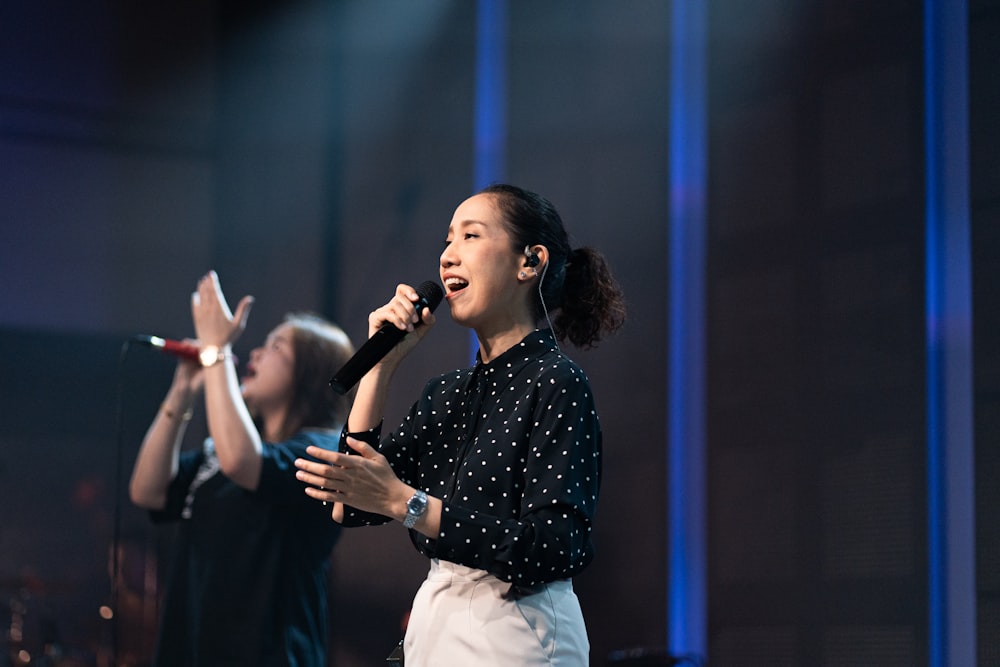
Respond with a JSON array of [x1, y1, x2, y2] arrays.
[[130, 270, 353, 666]]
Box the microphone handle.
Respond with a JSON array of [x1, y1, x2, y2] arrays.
[[158, 338, 200, 361], [329, 281, 444, 395], [329, 325, 407, 394]]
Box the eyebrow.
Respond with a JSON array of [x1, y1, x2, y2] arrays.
[[447, 219, 487, 236]]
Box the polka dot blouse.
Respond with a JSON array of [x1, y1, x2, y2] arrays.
[[340, 329, 602, 588]]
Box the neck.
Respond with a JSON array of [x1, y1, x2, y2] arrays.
[[260, 405, 294, 442], [475, 323, 536, 364]]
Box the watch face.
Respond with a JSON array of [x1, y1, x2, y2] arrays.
[[199, 346, 219, 367], [407, 490, 427, 513], [403, 490, 427, 528]]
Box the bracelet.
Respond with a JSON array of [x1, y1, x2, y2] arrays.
[[161, 403, 194, 422]]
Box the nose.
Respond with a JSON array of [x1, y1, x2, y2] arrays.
[[440, 244, 458, 268]]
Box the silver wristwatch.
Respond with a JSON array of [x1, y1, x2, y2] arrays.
[[403, 489, 428, 529]]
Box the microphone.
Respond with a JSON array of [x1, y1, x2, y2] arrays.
[[330, 280, 445, 395], [133, 335, 200, 361]]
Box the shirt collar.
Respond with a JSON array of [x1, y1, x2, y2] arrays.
[[473, 328, 559, 370], [463, 329, 558, 395]]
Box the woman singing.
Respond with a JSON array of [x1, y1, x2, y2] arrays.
[[295, 184, 625, 666]]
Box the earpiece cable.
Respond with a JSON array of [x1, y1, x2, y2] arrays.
[[537, 260, 562, 355]]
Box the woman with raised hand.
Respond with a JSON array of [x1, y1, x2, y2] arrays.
[[130, 270, 354, 666]]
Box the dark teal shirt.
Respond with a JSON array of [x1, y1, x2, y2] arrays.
[[151, 429, 341, 667]]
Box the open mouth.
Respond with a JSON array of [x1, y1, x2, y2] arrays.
[[444, 277, 468, 294]]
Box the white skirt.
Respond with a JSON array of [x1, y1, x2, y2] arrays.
[[402, 559, 590, 666]]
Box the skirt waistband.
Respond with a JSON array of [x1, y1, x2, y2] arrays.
[[426, 558, 572, 598]]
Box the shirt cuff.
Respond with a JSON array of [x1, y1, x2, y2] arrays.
[[339, 421, 382, 452]]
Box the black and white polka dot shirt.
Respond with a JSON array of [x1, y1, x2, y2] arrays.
[[340, 329, 602, 588]]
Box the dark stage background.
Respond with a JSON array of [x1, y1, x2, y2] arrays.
[[0, 1, 997, 666]]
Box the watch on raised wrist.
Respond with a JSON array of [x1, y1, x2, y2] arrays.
[[402, 489, 428, 529], [199, 345, 229, 368]]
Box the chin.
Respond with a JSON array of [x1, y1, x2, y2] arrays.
[[446, 301, 472, 325], [448, 312, 475, 330]]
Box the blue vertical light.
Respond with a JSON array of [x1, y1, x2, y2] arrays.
[[667, 0, 707, 659], [474, 0, 507, 191], [924, 0, 975, 665], [471, 0, 508, 362]]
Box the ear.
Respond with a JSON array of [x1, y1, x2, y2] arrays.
[[523, 245, 548, 270]]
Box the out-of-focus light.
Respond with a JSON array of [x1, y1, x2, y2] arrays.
[[99, 605, 114, 620], [667, 0, 707, 660]]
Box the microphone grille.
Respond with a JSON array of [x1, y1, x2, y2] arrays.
[[415, 281, 445, 312]]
